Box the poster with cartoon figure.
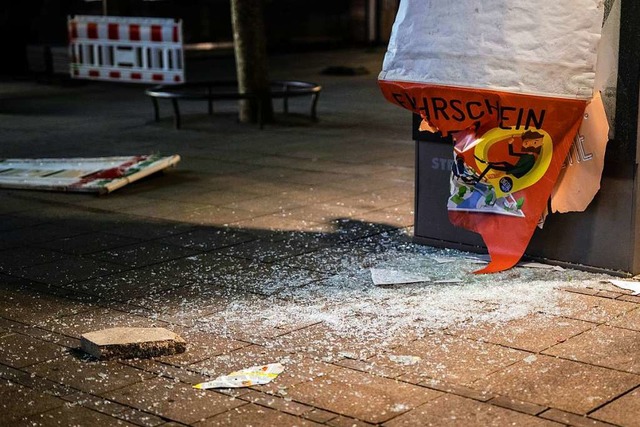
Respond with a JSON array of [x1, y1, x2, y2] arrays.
[[378, 0, 604, 273]]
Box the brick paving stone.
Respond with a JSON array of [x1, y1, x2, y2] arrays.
[[20, 404, 139, 427], [152, 327, 249, 367], [100, 216, 196, 240], [61, 392, 168, 426], [418, 378, 494, 402], [556, 292, 638, 324], [63, 264, 193, 301], [211, 261, 329, 296], [0, 287, 94, 324], [539, 408, 619, 427], [21, 327, 82, 349], [0, 381, 67, 425], [0, 363, 72, 395], [62, 391, 132, 417], [0, 333, 66, 368], [595, 290, 624, 299], [125, 202, 259, 227], [102, 377, 245, 424], [619, 294, 640, 304], [559, 286, 601, 297], [590, 386, 640, 426], [608, 306, 640, 331], [382, 394, 560, 427], [0, 213, 45, 231], [149, 187, 263, 207], [17, 257, 125, 286], [472, 354, 640, 414], [450, 314, 595, 352], [303, 408, 338, 424], [229, 214, 326, 234], [129, 286, 270, 330], [0, 223, 92, 251], [33, 231, 143, 255], [116, 408, 169, 427], [193, 403, 323, 427], [0, 247, 70, 274], [543, 325, 640, 373], [158, 227, 256, 251], [241, 389, 314, 416], [158, 252, 246, 284], [124, 359, 207, 385], [282, 202, 371, 225], [352, 207, 414, 229], [363, 332, 529, 387], [219, 193, 307, 214], [326, 416, 376, 427], [25, 353, 152, 394], [215, 238, 326, 263], [488, 395, 547, 415], [90, 241, 201, 268], [268, 323, 394, 361], [285, 365, 442, 424], [37, 308, 168, 339]]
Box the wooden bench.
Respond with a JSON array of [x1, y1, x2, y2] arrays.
[[145, 80, 322, 129]]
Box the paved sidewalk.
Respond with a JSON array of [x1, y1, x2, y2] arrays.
[[0, 49, 639, 426]]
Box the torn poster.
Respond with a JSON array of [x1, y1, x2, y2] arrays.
[[551, 93, 609, 213], [379, 0, 604, 273], [193, 363, 284, 389], [0, 154, 180, 194]]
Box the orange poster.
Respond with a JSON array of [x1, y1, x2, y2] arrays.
[[380, 82, 588, 272]]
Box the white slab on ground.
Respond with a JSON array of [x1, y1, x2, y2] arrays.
[[370, 268, 430, 286], [81, 327, 187, 360], [0, 154, 180, 194], [609, 280, 640, 295]]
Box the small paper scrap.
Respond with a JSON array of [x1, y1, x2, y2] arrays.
[[370, 268, 430, 286], [193, 363, 284, 390], [518, 262, 565, 271], [608, 280, 640, 295], [389, 355, 421, 366]]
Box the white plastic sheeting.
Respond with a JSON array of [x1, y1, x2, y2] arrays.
[[379, 0, 604, 99]]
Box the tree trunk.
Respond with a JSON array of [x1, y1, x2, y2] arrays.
[[230, 0, 273, 123]]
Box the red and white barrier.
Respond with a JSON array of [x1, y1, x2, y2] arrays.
[[68, 15, 185, 84]]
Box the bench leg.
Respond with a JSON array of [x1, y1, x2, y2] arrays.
[[258, 101, 264, 130], [283, 95, 289, 114], [151, 98, 160, 122], [171, 99, 181, 130], [208, 99, 214, 116], [310, 93, 320, 121]]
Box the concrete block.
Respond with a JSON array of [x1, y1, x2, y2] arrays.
[[80, 327, 186, 360]]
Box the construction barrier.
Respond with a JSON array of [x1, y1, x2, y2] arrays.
[[68, 15, 185, 84]]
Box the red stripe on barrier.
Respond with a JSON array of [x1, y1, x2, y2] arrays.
[[89, 70, 100, 77], [129, 24, 140, 41], [152, 74, 164, 81], [87, 23, 98, 39], [108, 23, 119, 40], [69, 22, 78, 40], [109, 71, 121, 79], [174, 75, 181, 82], [73, 69, 79, 76], [151, 25, 162, 42], [173, 26, 179, 42], [131, 72, 142, 80]]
